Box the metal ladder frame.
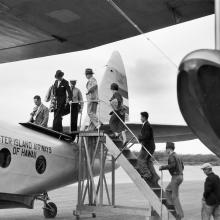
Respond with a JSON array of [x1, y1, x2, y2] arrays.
[[74, 131, 153, 219]]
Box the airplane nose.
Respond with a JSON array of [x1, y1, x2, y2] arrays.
[[177, 49, 220, 157]]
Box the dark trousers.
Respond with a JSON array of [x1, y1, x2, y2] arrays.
[[109, 111, 125, 133], [70, 103, 79, 132], [53, 97, 65, 132], [137, 145, 159, 184]]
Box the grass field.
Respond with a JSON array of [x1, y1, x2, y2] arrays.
[[0, 180, 204, 220]]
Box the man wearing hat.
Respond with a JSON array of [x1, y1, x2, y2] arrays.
[[159, 142, 184, 220], [201, 163, 220, 220], [85, 68, 101, 130], [69, 80, 84, 132], [52, 70, 72, 132]]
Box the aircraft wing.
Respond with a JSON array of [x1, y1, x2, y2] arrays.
[[126, 123, 197, 143], [101, 123, 197, 143], [0, 0, 213, 64], [27, 121, 196, 143]]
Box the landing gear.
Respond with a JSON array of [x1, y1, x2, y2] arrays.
[[43, 202, 57, 218], [73, 210, 80, 220], [36, 192, 58, 219]]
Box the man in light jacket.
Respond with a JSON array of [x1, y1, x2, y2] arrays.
[[30, 95, 49, 127], [85, 68, 101, 130]]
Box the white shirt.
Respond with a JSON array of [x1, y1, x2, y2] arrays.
[[142, 120, 147, 127], [57, 80, 61, 87], [71, 87, 84, 110], [33, 104, 42, 120]]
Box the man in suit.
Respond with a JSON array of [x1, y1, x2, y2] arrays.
[[85, 68, 102, 130], [52, 70, 72, 132], [137, 111, 159, 185], [29, 95, 49, 127], [70, 80, 84, 132], [159, 142, 184, 220], [201, 163, 220, 220]]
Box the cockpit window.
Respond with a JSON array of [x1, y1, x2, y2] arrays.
[[0, 148, 11, 168], [35, 155, 47, 174]]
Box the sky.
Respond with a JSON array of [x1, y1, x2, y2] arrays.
[[0, 15, 215, 154]]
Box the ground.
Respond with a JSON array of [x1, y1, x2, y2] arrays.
[[0, 181, 203, 220]]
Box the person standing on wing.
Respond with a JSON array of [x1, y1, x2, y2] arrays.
[[69, 80, 84, 132], [52, 70, 72, 132], [29, 95, 49, 127], [85, 68, 102, 130]]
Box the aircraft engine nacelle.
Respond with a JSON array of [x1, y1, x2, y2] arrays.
[[177, 49, 220, 157]]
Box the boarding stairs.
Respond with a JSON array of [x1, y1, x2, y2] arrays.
[[101, 124, 176, 220], [72, 100, 177, 219], [104, 132, 176, 220]]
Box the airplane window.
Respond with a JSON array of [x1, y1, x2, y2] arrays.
[[0, 148, 11, 168], [35, 155, 47, 174]]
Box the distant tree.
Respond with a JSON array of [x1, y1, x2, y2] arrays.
[[132, 151, 220, 166]]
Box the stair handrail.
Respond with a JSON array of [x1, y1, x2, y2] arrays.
[[99, 99, 162, 166], [69, 99, 162, 165]]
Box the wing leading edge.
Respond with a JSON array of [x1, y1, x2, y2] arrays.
[[101, 123, 197, 143], [0, 0, 214, 64], [127, 123, 196, 143]]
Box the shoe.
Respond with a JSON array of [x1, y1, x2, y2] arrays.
[[97, 122, 103, 128], [98, 123, 104, 130], [176, 215, 183, 220], [122, 141, 128, 147], [108, 133, 116, 138], [163, 200, 175, 210]]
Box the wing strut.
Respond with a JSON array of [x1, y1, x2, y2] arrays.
[[106, 0, 177, 68], [215, 0, 220, 49]]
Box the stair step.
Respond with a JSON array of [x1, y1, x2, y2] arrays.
[[122, 148, 130, 151], [128, 158, 137, 161], [122, 151, 137, 159], [112, 138, 122, 142], [128, 158, 138, 166], [125, 155, 137, 160], [151, 188, 162, 190]]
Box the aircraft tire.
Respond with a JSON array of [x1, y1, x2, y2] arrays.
[[43, 202, 57, 218]]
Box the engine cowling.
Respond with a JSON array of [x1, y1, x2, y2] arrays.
[[177, 49, 220, 157]]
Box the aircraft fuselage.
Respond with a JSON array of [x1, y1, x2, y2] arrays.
[[0, 121, 81, 195]]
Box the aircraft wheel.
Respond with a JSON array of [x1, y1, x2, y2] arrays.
[[92, 213, 96, 218], [73, 210, 80, 219], [43, 202, 57, 218]]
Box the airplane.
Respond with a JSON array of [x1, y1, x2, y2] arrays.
[[0, 50, 194, 218], [0, 0, 217, 218]]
